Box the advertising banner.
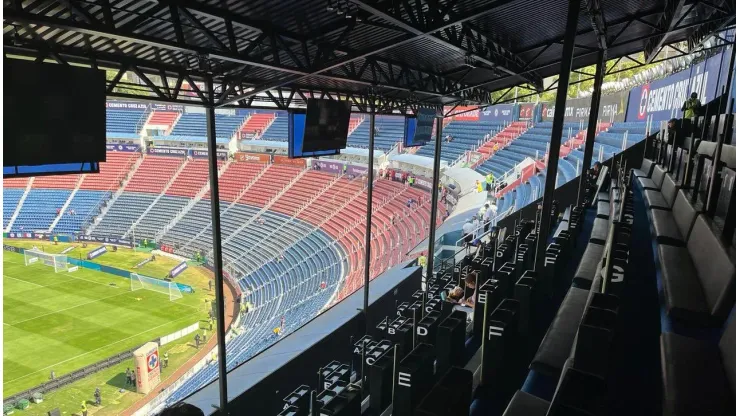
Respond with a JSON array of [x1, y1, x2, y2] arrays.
[[192, 149, 228, 160], [148, 147, 187, 157], [541, 90, 629, 123], [169, 261, 188, 279], [106, 101, 148, 110], [79, 235, 133, 246], [480, 104, 516, 123], [106, 144, 141, 152], [517, 103, 536, 120], [347, 165, 369, 177], [314, 160, 343, 173], [3, 245, 22, 253], [151, 103, 184, 112], [273, 155, 306, 167], [626, 50, 732, 121], [234, 152, 271, 163], [413, 176, 434, 192], [87, 245, 107, 260], [133, 342, 161, 394], [449, 106, 480, 121]]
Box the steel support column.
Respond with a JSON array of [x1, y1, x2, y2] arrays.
[[577, 49, 606, 203], [535, 0, 580, 271], [425, 115, 444, 296], [205, 77, 229, 413], [362, 113, 376, 333]]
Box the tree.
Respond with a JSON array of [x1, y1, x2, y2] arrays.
[[105, 70, 151, 97], [488, 50, 666, 104]]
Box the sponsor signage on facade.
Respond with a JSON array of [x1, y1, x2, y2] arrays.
[[541, 91, 628, 123], [273, 155, 306, 167], [234, 152, 271, 163], [106, 101, 148, 110], [518, 103, 535, 120], [625, 49, 732, 121], [106, 144, 141, 152], [480, 104, 516, 122]]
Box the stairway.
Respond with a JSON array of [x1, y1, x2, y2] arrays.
[[220, 167, 309, 249], [122, 158, 190, 238], [173, 163, 271, 255], [226, 172, 347, 272], [154, 160, 232, 241], [87, 154, 145, 235], [5, 178, 34, 232], [47, 175, 85, 232]]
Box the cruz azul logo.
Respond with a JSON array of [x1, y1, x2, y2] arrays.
[[147, 350, 159, 372], [638, 85, 650, 120]]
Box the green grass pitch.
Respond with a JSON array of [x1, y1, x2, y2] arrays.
[[3, 251, 205, 397]]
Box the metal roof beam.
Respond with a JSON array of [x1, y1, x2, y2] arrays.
[[3, 8, 309, 75], [686, 0, 735, 50], [585, 0, 608, 51], [221, 0, 519, 105], [350, 0, 543, 91], [644, 0, 687, 62]]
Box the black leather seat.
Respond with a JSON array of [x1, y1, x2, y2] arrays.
[[636, 164, 666, 191], [530, 287, 590, 377], [660, 315, 735, 416], [596, 200, 610, 219], [658, 216, 735, 327], [589, 218, 609, 245], [644, 174, 679, 211], [573, 243, 604, 289], [632, 158, 655, 178], [502, 390, 549, 416], [649, 190, 699, 247]]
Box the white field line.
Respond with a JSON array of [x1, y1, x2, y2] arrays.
[[4, 312, 201, 385]]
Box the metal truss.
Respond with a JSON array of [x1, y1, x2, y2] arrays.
[[445, 38, 731, 118], [644, 0, 735, 62], [3, 0, 494, 111], [350, 0, 545, 91], [5, 41, 442, 114], [644, 0, 687, 62]]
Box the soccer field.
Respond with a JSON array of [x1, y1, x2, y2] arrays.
[[3, 251, 205, 396]]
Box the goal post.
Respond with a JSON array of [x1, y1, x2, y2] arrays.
[[130, 273, 183, 301], [24, 249, 68, 273]]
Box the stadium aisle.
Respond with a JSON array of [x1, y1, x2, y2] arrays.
[[469, 208, 598, 415]]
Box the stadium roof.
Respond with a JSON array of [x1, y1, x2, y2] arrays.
[[3, 0, 735, 114]]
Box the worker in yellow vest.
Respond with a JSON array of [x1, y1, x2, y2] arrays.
[[682, 92, 702, 118]]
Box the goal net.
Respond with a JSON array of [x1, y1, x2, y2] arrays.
[[24, 249, 67, 273], [130, 273, 183, 301]]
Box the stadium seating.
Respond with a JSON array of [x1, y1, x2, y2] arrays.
[[261, 112, 288, 141], [166, 159, 215, 198], [347, 115, 405, 151], [124, 155, 184, 194], [92, 192, 158, 237], [238, 164, 302, 206], [415, 120, 507, 163], [165, 112, 246, 143], [32, 174, 80, 189], [52, 190, 109, 234], [79, 151, 140, 191], [3, 188, 24, 229], [205, 161, 268, 202], [106, 108, 147, 139], [240, 113, 275, 137], [148, 111, 179, 130], [10, 189, 71, 232]]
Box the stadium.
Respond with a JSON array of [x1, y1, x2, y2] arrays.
[[1, 0, 736, 415]]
